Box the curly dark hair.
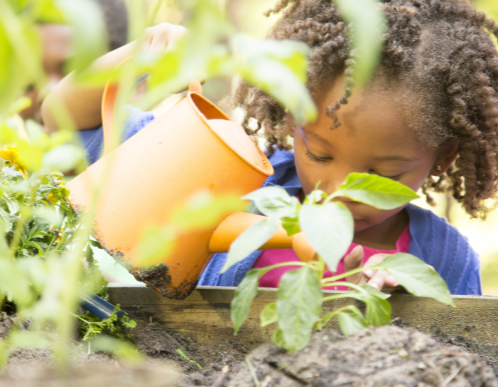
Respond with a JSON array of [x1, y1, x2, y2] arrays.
[[230, 0, 498, 218]]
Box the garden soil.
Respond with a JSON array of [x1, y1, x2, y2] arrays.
[[179, 326, 498, 387], [1, 314, 498, 387]]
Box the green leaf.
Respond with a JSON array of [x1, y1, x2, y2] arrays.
[[232, 35, 317, 125], [304, 189, 327, 205], [16, 140, 42, 171], [379, 253, 455, 306], [242, 186, 298, 219], [57, 0, 107, 72], [136, 225, 175, 266], [281, 216, 300, 236], [42, 144, 84, 173], [359, 284, 391, 300], [335, 0, 387, 87], [8, 97, 31, 115], [299, 202, 353, 271], [231, 269, 259, 335], [33, 207, 63, 227], [89, 240, 104, 249], [277, 266, 322, 351], [364, 294, 391, 326], [121, 315, 137, 330], [272, 328, 286, 348], [0, 260, 33, 307], [332, 173, 419, 210], [260, 302, 278, 327], [170, 191, 245, 231], [343, 286, 391, 326], [0, 208, 12, 232], [32, 0, 66, 23], [222, 216, 280, 273], [338, 306, 369, 337]]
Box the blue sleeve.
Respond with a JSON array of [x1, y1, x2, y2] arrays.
[[407, 204, 482, 295], [78, 106, 155, 165], [458, 253, 482, 295]]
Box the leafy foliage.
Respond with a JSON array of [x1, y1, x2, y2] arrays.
[[75, 305, 137, 342], [231, 269, 259, 335], [0, 144, 136, 366], [276, 266, 322, 351], [230, 173, 454, 351]]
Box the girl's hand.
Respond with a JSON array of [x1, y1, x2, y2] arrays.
[[344, 248, 399, 291]]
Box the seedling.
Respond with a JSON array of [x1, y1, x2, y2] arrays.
[[176, 349, 203, 370], [226, 173, 454, 351]]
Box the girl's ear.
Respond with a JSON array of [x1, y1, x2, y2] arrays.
[[431, 142, 459, 176]]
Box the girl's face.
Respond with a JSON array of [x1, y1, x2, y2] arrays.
[[294, 78, 454, 233]]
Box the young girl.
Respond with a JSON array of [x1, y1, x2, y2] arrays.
[[43, 0, 498, 295]]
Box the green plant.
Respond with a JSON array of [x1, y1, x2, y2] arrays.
[[227, 173, 455, 351], [74, 305, 137, 342], [0, 142, 135, 344], [176, 349, 203, 370]]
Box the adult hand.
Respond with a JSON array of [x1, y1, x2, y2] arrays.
[[140, 23, 188, 57], [43, 22, 189, 132]]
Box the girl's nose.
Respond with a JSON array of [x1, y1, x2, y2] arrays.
[[322, 171, 353, 196]]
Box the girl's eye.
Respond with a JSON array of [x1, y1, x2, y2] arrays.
[[305, 149, 332, 163], [370, 171, 402, 181]]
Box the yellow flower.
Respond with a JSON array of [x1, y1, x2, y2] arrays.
[[0, 146, 27, 177], [46, 192, 58, 204], [56, 228, 65, 243]]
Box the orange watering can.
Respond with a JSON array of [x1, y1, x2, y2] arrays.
[[68, 73, 316, 300]]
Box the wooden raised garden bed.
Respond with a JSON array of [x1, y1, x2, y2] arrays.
[[108, 284, 498, 356]]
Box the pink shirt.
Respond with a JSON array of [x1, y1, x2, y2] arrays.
[[252, 226, 410, 290]]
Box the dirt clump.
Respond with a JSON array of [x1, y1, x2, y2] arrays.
[[181, 326, 498, 387], [437, 335, 498, 378], [392, 317, 498, 377]]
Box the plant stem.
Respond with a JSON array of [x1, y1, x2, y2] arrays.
[[259, 261, 306, 275], [322, 293, 356, 303], [9, 180, 37, 260], [54, 253, 82, 374], [321, 264, 383, 284], [245, 358, 261, 387], [317, 305, 351, 324]]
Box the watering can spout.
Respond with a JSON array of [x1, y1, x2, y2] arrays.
[[209, 212, 317, 262]]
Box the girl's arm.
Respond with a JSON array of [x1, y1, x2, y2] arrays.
[[41, 23, 187, 133]]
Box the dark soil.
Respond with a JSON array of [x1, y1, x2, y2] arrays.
[[2, 313, 498, 387], [392, 317, 498, 377], [129, 320, 250, 374], [180, 326, 498, 387]]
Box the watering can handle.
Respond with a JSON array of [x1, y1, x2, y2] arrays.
[[101, 56, 202, 156]]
